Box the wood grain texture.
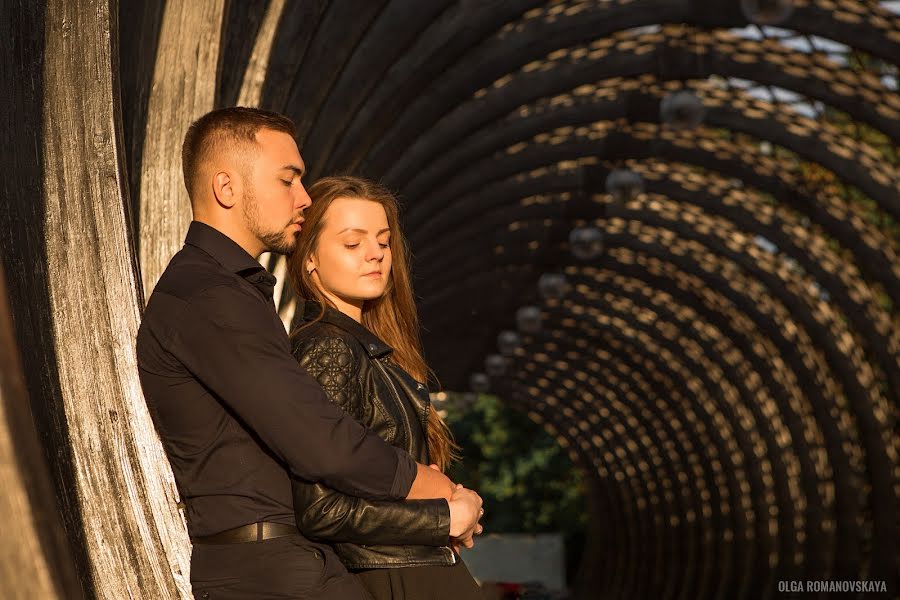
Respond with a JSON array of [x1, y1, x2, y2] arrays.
[[138, 0, 227, 298], [237, 0, 286, 108], [0, 262, 78, 599], [36, 0, 192, 596]]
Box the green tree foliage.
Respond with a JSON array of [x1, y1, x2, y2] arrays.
[[445, 393, 588, 577]]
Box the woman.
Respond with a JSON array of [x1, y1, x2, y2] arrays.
[[288, 176, 484, 599]]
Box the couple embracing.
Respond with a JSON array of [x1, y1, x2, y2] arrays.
[[137, 107, 485, 599]]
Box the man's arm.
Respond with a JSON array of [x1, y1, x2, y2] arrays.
[[407, 463, 455, 500], [293, 477, 482, 546], [164, 284, 414, 500]]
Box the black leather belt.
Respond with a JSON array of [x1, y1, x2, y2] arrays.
[[191, 521, 298, 544]]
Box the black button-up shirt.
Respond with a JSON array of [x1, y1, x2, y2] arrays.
[[137, 221, 416, 537]]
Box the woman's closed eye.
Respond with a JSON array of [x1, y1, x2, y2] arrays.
[[344, 241, 389, 249]]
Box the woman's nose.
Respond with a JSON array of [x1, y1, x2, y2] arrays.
[[366, 242, 384, 261]]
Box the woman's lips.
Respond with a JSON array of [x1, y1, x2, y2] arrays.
[[363, 272, 382, 278]]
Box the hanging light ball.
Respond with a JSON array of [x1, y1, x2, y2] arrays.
[[740, 0, 794, 25], [605, 169, 645, 202], [484, 354, 508, 377], [497, 330, 521, 357], [469, 372, 490, 394], [538, 273, 569, 301], [516, 305, 542, 334], [568, 226, 604, 260], [660, 90, 706, 130]]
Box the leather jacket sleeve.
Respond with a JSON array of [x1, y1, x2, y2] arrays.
[[292, 334, 451, 546], [293, 480, 451, 546]]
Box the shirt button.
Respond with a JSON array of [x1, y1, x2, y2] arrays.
[[368, 343, 377, 352], [313, 550, 323, 560]]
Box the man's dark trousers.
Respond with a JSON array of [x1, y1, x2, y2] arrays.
[[190, 536, 372, 599]]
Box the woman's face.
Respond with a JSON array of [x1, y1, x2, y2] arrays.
[[307, 197, 392, 316]]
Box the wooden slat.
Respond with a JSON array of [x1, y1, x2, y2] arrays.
[[138, 0, 227, 298], [0, 263, 78, 600], [30, 0, 192, 596]]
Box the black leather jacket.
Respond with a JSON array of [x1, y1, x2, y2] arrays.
[[290, 301, 457, 569]]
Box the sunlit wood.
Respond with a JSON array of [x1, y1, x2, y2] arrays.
[[139, 0, 227, 298], [33, 0, 192, 596]]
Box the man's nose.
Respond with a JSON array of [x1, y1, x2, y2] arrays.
[[295, 183, 312, 209]]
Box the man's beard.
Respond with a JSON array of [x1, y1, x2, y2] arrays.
[[242, 186, 298, 255]]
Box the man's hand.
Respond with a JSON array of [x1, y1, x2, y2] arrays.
[[406, 462, 455, 500], [448, 483, 482, 548]]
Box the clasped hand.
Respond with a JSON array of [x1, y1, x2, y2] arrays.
[[436, 465, 484, 552]]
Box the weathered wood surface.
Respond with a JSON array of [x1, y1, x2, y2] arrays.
[[0, 0, 194, 596], [0, 261, 82, 599], [138, 0, 227, 298], [237, 0, 286, 108]]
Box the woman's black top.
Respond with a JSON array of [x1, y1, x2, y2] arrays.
[[290, 301, 457, 569]]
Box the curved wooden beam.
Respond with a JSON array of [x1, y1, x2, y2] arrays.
[[0, 261, 80, 599], [3, 0, 193, 596], [138, 0, 226, 298]]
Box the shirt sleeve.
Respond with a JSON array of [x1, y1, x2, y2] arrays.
[[168, 284, 416, 501]]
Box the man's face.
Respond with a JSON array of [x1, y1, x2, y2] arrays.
[[242, 128, 311, 255]]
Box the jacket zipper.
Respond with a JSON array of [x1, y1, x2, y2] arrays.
[[373, 358, 414, 452], [375, 362, 452, 564]]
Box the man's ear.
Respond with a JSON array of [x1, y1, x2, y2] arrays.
[[212, 171, 235, 208]]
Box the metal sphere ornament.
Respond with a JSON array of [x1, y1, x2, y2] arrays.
[[484, 354, 508, 377], [497, 330, 521, 357], [605, 169, 645, 202], [515, 305, 542, 335], [469, 372, 490, 394], [568, 226, 604, 260], [660, 90, 706, 130], [740, 0, 794, 25], [538, 273, 569, 301]]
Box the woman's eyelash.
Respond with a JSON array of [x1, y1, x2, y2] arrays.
[[343, 242, 389, 249], [281, 179, 292, 186]]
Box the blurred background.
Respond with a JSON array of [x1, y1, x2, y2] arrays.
[[2, 1, 898, 599]]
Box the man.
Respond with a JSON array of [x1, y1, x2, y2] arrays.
[[137, 107, 482, 599]]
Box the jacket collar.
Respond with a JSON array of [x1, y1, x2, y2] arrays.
[[296, 300, 393, 359]]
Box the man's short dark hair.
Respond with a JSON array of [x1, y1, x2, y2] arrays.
[[181, 107, 296, 199]]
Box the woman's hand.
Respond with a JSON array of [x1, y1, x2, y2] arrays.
[[448, 483, 482, 548], [420, 464, 485, 551]]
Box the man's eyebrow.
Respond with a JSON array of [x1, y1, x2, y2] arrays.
[[280, 164, 305, 177], [337, 227, 391, 235]]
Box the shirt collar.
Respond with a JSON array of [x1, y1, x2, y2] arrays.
[[184, 221, 277, 299], [295, 300, 393, 358]]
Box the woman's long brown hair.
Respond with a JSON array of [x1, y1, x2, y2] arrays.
[[288, 175, 459, 470]]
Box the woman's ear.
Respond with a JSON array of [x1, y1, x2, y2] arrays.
[[306, 255, 316, 275]]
